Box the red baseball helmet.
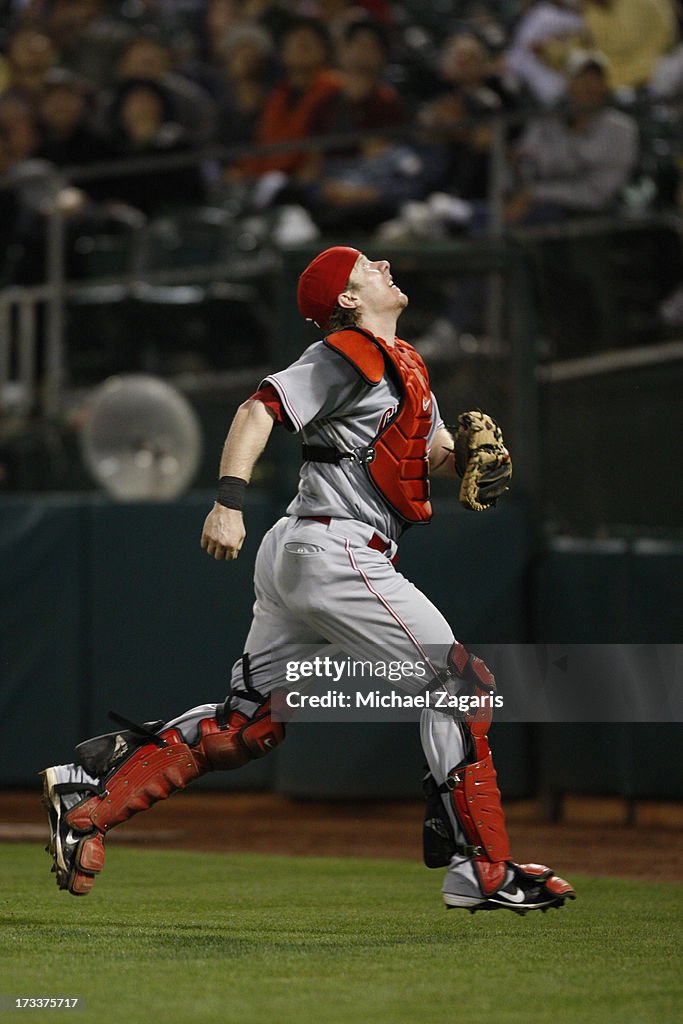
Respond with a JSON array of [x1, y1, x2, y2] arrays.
[[297, 246, 361, 329]]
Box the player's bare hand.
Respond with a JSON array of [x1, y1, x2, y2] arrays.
[[201, 504, 245, 560]]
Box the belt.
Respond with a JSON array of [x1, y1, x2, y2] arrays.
[[298, 515, 397, 565], [302, 443, 376, 466]]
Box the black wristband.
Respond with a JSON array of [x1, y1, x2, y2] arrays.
[[217, 476, 247, 510]]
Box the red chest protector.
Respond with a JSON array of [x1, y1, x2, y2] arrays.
[[323, 328, 433, 524]]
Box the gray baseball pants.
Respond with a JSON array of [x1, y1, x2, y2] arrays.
[[194, 515, 488, 897]]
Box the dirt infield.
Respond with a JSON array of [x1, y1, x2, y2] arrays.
[[2, 790, 682, 883]]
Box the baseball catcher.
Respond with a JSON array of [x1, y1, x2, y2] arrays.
[[42, 245, 574, 915]]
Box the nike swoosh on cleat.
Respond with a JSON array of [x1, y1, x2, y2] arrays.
[[495, 887, 527, 904]]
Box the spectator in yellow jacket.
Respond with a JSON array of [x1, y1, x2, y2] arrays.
[[582, 0, 677, 91]]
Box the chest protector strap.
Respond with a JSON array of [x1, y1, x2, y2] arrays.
[[305, 328, 433, 524]]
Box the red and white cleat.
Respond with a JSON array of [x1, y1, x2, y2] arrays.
[[444, 862, 576, 915]]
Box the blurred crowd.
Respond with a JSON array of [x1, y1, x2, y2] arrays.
[[0, 0, 682, 283]]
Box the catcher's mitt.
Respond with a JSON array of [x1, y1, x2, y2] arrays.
[[454, 410, 512, 511]]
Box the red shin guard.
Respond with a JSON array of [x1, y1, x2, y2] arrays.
[[445, 642, 512, 896], [441, 644, 575, 905], [445, 735, 511, 895], [66, 699, 284, 839]]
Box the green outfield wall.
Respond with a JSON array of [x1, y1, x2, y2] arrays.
[[0, 493, 680, 801]]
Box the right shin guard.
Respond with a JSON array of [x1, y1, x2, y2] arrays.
[[438, 642, 512, 896], [442, 729, 511, 895]]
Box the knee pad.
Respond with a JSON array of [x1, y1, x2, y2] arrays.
[[447, 641, 497, 740], [422, 769, 457, 869], [75, 719, 165, 777], [204, 698, 285, 768]]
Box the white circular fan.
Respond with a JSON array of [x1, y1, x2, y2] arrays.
[[80, 375, 203, 500]]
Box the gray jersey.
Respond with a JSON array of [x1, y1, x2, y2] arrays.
[[263, 340, 444, 541]]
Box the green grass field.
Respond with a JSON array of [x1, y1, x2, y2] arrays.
[[1, 843, 681, 1024]]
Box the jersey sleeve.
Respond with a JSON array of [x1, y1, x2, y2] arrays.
[[427, 392, 445, 447], [261, 342, 365, 434], [248, 383, 287, 425]]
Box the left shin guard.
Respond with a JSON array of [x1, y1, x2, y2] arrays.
[[66, 697, 284, 838]]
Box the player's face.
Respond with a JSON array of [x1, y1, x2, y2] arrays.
[[347, 254, 408, 316]]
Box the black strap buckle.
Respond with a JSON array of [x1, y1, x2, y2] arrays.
[[343, 446, 375, 465], [442, 772, 462, 791], [302, 443, 375, 466], [454, 841, 484, 857]]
